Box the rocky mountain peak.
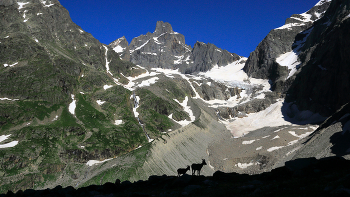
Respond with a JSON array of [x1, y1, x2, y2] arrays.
[[110, 36, 130, 61], [154, 21, 174, 36], [109, 22, 242, 73]]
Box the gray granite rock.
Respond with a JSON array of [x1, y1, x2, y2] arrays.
[[109, 21, 241, 73]]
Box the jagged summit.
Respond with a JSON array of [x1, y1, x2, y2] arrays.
[[109, 21, 241, 73], [109, 36, 130, 61], [276, 0, 331, 30], [154, 21, 174, 35]]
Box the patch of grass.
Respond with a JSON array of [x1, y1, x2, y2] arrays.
[[155, 79, 190, 102], [0, 101, 62, 132], [135, 88, 191, 136], [79, 143, 151, 187], [141, 109, 173, 135], [52, 107, 80, 127], [75, 94, 107, 129]]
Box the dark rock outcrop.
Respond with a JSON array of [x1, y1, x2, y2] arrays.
[[243, 0, 331, 82], [285, 0, 350, 116], [186, 42, 240, 73]]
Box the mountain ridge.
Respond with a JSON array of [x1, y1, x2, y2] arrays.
[[109, 21, 241, 74]]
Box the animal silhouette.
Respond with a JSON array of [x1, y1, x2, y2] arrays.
[[191, 159, 207, 175], [177, 166, 190, 177]]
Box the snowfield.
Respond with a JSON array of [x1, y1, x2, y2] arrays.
[[223, 100, 293, 138], [17, 2, 29, 9]]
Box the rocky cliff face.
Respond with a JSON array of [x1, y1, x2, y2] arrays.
[[243, 0, 331, 83], [109, 21, 241, 73], [186, 42, 240, 73], [109, 36, 130, 61], [285, 0, 350, 116], [241, 0, 350, 117]]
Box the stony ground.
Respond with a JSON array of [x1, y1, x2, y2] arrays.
[[208, 124, 320, 174]]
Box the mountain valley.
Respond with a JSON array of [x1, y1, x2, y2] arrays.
[[1, 0, 350, 195]]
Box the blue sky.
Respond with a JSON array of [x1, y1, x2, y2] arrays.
[[59, 0, 321, 57]]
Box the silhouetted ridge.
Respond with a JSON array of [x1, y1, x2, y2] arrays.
[[2, 157, 350, 197]]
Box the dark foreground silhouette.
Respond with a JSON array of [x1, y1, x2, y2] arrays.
[[191, 159, 207, 176], [2, 156, 350, 197], [177, 166, 190, 177]]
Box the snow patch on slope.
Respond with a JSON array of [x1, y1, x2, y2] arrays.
[[103, 85, 113, 90], [235, 162, 259, 169], [137, 77, 159, 88], [169, 96, 196, 126], [69, 94, 76, 115], [3, 62, 18, 67], [113, 45, 125, 53], [0, 134, 18, 149], [242, 140, 255, 145], [17, 2, 29, 9], [103, 46, 112, 76], [0, 135, 11, 143], [86, 158, 113, 166], [130, 40, 150, 53], [276, 27, 313, 79], [276, 51, 300, 79], [96, 100, 106, 105], [0, 98, 19, 101], [114, 120, 123, 125]]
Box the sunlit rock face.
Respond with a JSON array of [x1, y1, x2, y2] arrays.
[[109, 21, 241, 74]]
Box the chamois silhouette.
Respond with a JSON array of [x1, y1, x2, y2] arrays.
[[177, 165, 190, 177], [191, 159, 207, 176]]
